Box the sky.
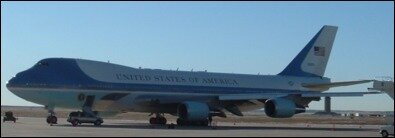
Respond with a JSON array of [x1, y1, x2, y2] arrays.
[[1, 1, 394, 111]]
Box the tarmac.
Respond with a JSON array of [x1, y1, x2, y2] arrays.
[[1, 117, 386, 137]]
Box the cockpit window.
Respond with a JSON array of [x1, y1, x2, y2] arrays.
[[36, 61, 49, 67]]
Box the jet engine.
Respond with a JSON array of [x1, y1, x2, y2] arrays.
[[264, 98, 305, 118], [177, 101, 210, 121]]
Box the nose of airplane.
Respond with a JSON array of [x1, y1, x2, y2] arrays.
[[6, 71, 29, 90], [6, 70, 38, 98], [6, 76, 18, 90]]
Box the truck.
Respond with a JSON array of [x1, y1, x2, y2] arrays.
[[380, 123, 394, 137], [66, 111, 103, 126], [3, 111, 17, 123]]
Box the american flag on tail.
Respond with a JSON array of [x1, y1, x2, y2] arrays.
[[314, 46, 325, 56]]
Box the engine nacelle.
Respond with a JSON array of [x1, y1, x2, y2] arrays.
[[264, 98, 305, 118], [177, 102, 210, 121]]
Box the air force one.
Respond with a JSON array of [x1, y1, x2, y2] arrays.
[[6, 25, 383, 126]]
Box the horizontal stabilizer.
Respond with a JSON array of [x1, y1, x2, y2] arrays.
[[302, 80, 373, 89], [301, 92, 382, 97], [368, 80, 394, 99]]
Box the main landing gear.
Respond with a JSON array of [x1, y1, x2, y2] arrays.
[[176, 116, 212, 126], [149, 113, 167, 125], [176, 118, 209, 126]]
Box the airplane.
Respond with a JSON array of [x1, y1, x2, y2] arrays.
[[6, 25, 383, 126]]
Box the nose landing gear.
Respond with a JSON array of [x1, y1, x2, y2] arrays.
[[46, 115, 57, 124], [45, 106, 57, 124]]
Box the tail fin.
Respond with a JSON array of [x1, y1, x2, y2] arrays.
[[278, 25, 338, 77]]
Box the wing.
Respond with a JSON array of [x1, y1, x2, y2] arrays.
[[218, 91, 383, 101], [130, 91, 383, 117], [218, 93, 288, 100], [132, 91, 383, 105]]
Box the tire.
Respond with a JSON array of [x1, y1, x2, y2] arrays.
[[47, 116, 57, 124], [201, 120, 209, 126], [381, 131, 389, 137], [46, 117, 51, 124], [149, 117, 156, 124], [71, 120, 79, 126], [168, 123, 175, 129], [160, 117, 167, 125], [51, 116, 57, 124], [176, 118, 184, 126], [94, 120, 102, 126]]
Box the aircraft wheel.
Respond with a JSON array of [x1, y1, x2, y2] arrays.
[[47, 116, 57, 124], [159, 117, 167, 125], [150, 117, 167, 125], [51, 116, 57, 124], [381, 131, 389, 137], [149, 117, 156, 124], [200, 120, 209, 126], [176, 118, 185, 126]]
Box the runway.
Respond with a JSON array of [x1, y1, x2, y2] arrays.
[[1, 117, 384, 137]]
